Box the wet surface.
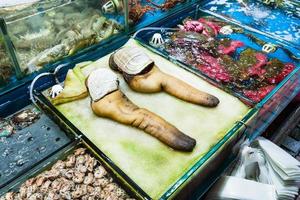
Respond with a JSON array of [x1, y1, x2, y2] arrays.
[[202, 0, 300, 47], [0, 105, 71, 188]]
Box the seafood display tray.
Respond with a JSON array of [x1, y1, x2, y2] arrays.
[[0, 140, 140, 199], [32, 39, 258, 199], [0, 105, 72, 194], [134, 8, 300, 104], [0, 105, 141, 199], [133, 6, 300, 138], [200, 0, 300, 51]]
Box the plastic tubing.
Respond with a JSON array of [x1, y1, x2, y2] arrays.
[[29, 72, 53, 108], [132, 27, 180, 39]]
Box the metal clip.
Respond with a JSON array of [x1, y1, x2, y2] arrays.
[[262, 43, 277, 53]]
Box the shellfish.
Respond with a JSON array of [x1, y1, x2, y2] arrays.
[[110, 47, 220, 107], [86, 68, 197, 151]]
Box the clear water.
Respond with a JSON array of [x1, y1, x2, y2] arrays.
[[202, 0, 300, 47]]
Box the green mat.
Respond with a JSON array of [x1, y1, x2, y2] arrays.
[[46, 39, 250, 198]]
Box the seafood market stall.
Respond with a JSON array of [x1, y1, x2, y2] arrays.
[[0, 0, 299, 199]]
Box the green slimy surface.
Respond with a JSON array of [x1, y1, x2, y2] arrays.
[[50, 39, 250, 198]]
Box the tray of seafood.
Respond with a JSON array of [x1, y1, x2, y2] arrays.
[[0, 142, 138, 200], [0, 105, 73, 194], [31, 38, 257, 199], [133, 7, 300, 106], [200, 0, 300, 50], [0, 0, 124, 76]]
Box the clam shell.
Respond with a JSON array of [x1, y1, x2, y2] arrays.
[[113, 47, 154, 75], [87, 68, 119, 102]]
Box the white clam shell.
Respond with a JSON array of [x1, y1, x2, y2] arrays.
[[87, 68, 119, 101], [113, 47, 154, 75]]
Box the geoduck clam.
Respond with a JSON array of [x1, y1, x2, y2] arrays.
[[86, 68, 196, 152], [109, 47, 220, 107]]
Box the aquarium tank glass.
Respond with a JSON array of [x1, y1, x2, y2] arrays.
[[0, 0, 125, 76], [0, 34, 15, 89], [201, 0, 300, 49]]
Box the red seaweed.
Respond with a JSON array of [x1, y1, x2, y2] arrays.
[[163, 17, 296, 103], [243, 85, 275, 102], [267, 63, 295, 84], [198, 18, 221, 36], [247, 53, 268, 76], [218, 40, 244, 55]]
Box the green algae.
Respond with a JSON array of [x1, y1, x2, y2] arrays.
[[221, 55, 245, 79], [264, 58, 285, 78], [239, 48, 258, 70], [218, 38, 232, 47]]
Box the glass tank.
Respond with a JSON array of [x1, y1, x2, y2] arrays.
[[0, 35, 14, 89], [200, 0, 300, 50], [0, 0, 125, 76], [133, 8, 300, 105], [100, 0, 195, 30], [247, 67, 300, 140]]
